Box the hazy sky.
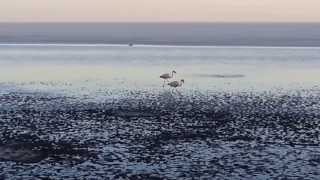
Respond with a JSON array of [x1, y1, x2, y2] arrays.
[[1, 0, 320, 22]]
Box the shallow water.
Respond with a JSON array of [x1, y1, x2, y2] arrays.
[[1, 45, 320, 95], [0, 45, 320, 179], [0, 91, 319, 179]]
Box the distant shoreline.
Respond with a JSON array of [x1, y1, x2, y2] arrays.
[[1, 43, 320, 48]]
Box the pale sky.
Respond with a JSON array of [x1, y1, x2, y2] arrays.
[[1, 0, 320, 22]]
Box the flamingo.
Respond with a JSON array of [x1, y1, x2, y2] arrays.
[[160, 70, 176, 87], [167, 79, 184, 89]]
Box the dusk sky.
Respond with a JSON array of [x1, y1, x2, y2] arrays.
[[0, 0, 320, 22]]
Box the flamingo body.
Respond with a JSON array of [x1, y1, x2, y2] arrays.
[[160, 73, 171, 79], [160, 70, 177, 87], [168, 79, 184, 88]]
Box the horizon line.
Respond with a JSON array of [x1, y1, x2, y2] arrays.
[[0, 43, 320, 49], [1, 21, 320, 24]]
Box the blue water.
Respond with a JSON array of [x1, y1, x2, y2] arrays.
[[0, 44, 320, 96], [0, 34, 320, 179], [1, 23, 320, 46]]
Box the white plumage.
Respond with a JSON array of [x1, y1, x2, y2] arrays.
[[168, 79, 184, 88], [160, 70, 176, 87]]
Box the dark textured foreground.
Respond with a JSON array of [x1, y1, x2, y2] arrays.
[[0, 91, 320, 179]]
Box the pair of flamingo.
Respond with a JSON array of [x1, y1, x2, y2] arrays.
[[160, 70, 184, 88]]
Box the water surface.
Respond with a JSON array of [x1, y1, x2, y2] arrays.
[[0, 44, 320, 96], [1, 23, 320, 46], [1, 44, 320, 179]]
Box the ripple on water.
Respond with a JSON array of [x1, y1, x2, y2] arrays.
[[0, 90, 320, 179]]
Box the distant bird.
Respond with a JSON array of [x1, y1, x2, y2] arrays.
[[160, 70, 177, 87], [167, 79, 184, 88]]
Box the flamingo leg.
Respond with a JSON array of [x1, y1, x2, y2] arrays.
[[176, 88, 182, 96], [164, 79, 170, 87]]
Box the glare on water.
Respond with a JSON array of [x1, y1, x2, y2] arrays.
[[0, 44, 320, 95]]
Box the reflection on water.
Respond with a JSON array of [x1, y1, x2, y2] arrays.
[[1, 45, 320, 179], [0, 44, 320, 94], [1, 90, 320, 179], [193, 74, 245, 78]]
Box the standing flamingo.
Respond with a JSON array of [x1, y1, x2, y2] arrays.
[[160, 70, 176, 87], [167, 79, 184, 89], [167, 79, 184, 94]]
